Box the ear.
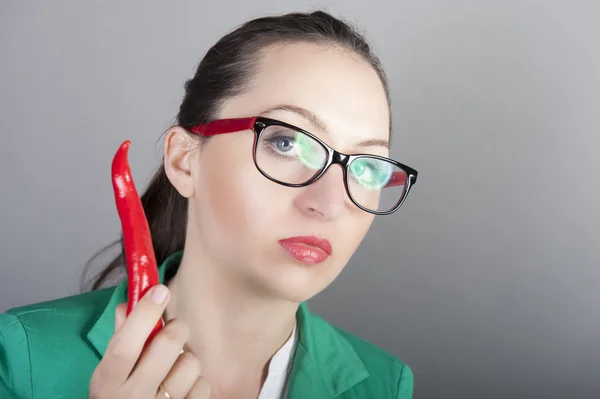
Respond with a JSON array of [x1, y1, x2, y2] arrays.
[[163, 127, 197, 198]]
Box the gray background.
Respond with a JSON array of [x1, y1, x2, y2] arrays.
[[1, 1, 599, 398]]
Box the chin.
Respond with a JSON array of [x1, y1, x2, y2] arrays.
[[257, 263, 338, 303]]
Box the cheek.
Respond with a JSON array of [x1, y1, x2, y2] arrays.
[[193, 138, 287, 243]]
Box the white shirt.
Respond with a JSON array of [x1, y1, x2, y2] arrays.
[[257, 324, 298, 399]]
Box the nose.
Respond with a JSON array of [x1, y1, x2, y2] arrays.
[[293, 165, 346, 221]]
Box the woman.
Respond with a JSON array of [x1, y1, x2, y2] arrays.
[[0, 10, 417, 399]]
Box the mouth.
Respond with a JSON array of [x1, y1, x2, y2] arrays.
[[278, 235, 333, 264]]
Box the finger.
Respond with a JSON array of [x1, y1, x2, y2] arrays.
[[115, 303, 128, 332], [129, 318, 190, 389], [154, 351, 202, 399], [184, 376, 211, 399], [100, 284, 170, 386]]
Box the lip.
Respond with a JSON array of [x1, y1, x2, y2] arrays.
[[278, 235, 333, 264]]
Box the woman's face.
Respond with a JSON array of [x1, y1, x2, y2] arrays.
[[168, 42, 390, 302]]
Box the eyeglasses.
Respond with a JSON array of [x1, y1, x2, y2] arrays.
[[189, 117, 418, 215]]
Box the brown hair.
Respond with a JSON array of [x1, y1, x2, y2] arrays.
[[82, 10, 391, 291]]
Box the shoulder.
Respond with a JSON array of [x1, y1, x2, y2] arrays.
[[2, 287, 115, 342], [5, 287, 115, 319], [2, 287, 115, 345], [1, 286, 116, 353], [0, 288, 116, 398]]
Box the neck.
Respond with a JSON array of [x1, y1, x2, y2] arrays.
[[163, 248, 298, 393]]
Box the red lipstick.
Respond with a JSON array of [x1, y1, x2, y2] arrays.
[[279, 236, 332, 264]]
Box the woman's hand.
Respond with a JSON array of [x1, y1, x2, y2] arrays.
[[89, 285, 211, 399]]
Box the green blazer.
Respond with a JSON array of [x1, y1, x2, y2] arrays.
[[0, 252, 414, 398]]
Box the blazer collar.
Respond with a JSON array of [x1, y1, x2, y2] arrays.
[[85, 251, 368, 398], [85, 252, 176, 358]]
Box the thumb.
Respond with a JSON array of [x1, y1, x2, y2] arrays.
[[114, 302, 128, 333]]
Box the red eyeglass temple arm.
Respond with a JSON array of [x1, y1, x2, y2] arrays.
[[189, 117, 257, 136], [385, 172, 408, 188]]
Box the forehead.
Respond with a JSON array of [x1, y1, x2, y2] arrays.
[[219, 41, 390, 154]]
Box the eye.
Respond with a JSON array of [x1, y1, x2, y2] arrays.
[[351, 161, 367, 177], [350, 158, 393, 190], [268, 136, 295, 153]]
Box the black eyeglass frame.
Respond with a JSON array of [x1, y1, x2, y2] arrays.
[[189, 116, 418, 215]]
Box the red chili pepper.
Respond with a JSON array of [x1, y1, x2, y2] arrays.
[[111, 140, 163, 343]]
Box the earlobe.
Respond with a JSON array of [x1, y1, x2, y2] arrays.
[[163, 127, 197, 198]]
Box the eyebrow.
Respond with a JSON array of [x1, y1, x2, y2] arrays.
[[262, 104, 390, 149]]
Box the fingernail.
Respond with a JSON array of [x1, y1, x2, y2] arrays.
[[151, 285, 169, 304]]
